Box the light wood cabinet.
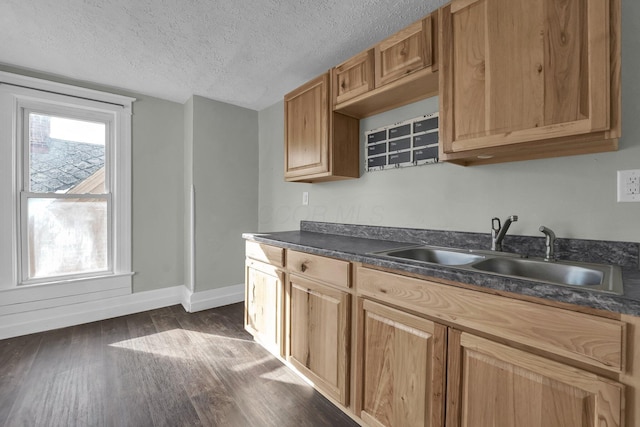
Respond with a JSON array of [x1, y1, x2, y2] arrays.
[[284, 72, 359, 183], [288, 273, 351, 405], [333, 13, 439, 119], [447, 330, 624, 427], [245, 240, 284, 267], [375, 17, 434, 88], [357, 266, 625, 372], [244, 259, 283, 356], [243, 244, 636, 426], [287, 249, 351, 289], [358, 299, 446, 427], [333, 49, 375, 105], [357, 265, 627, 427], [439, 0, 621, 165]]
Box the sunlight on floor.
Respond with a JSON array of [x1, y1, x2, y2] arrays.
[[109, 329, 251, 360], [108, 328, 315, 387]]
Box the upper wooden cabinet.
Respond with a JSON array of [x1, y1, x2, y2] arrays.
[[375, 18, 434, 88], [284, 73, 359, 183], [333, 49, 375, 105], [332, 13, 439, 119], [439, 0, 621, 165]]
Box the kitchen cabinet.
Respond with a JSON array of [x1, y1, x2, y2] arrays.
[[244, 241, 635, 426], [288, 273, 351, 405], [357, 265, 626, 426], [374, 17, 434, 88], [439, 0, 621, 165], [333, 49, 375, 105], [333, 13, 439, 119], [245, 259, 282, 356], [244, 242, 285, 356], [358, 299, 446, 427], [447, 330, 624, 427], [284, 72, 359, 183]]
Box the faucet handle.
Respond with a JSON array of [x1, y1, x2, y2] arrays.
[[491, 217, 501, 232], [539, 226, 556, 261]]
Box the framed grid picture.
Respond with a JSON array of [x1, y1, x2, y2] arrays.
[[365, 112, 439, 172]]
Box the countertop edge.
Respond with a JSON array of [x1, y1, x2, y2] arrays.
[[243, 231, 640, 317]]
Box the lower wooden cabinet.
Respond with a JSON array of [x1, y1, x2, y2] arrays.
[[244, 259, 283, 356], [288, 273, 351, 405], [446, 330, 624, 427], [244, 244, 634, 427], [359, 299, 446, 427]]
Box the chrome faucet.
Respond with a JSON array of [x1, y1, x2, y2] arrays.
[[491, 215, 518, 251], [539, 226, 556, 261]]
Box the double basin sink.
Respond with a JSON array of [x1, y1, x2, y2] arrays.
[[371, 245, 623, 294]]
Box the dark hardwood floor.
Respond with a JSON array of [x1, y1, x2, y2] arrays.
[[0, 303, 360, 427]]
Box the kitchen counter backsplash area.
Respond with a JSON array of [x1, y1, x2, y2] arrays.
[[245, 221, 640, 316], [300, 221, 640, 269]]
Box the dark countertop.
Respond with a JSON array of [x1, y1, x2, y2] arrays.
[[243, 228, 640, 317]]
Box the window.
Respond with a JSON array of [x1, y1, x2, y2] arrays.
[[0, 72, 134, 295], [22, 110, 111, 281]]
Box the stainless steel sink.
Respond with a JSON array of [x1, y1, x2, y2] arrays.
[[374, 246, 485, 266], [472, 257, 623, 293], [370, 245, 624, 294]]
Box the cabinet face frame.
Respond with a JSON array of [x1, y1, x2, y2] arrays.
[[446, 329, 624, 427], [439, 0, 614, 155], [357, 298, 446, 427], [287, 273, 351, 405]]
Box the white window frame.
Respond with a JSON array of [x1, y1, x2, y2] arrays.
[[0, 71, 135, 305], [19, 103, 115, 283]]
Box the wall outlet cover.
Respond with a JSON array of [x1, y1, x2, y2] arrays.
[[617, 169, 640, 202]]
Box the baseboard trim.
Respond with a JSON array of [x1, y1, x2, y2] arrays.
[[182, 284, 245, 313], [0, 283, 247, 340], [0, 285, 184, 340]]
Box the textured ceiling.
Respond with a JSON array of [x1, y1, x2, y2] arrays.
[[0, 0, 448, 111]]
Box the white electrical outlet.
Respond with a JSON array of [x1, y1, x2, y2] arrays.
[[302, 192, 309, 205], [617, 169, 640, 202]]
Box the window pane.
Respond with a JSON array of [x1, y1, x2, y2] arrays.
[[28, 113, 106, 194], [27, 198, 108, 279]]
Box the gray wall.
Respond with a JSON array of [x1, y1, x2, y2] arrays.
[[190, 96, 259, 292], [0, 64, 185, 292], [131, 96, 185, 292], [257, 0, 640, 243]]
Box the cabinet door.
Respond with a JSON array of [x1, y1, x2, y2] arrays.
[[446, 330, 624, 427], [245, 260, 282, 356], [288, 274, 350, 405], [359, 300, 446, 427], [440, 0, 611, 154], [284, 73, 329, 180], [375, 17, 434, 88], [333, 49, 375, 105]]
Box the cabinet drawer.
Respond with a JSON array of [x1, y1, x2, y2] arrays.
[[288, 250, 351, 288], [245, 241, 285, 267], [357, 266, 626, 372]]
